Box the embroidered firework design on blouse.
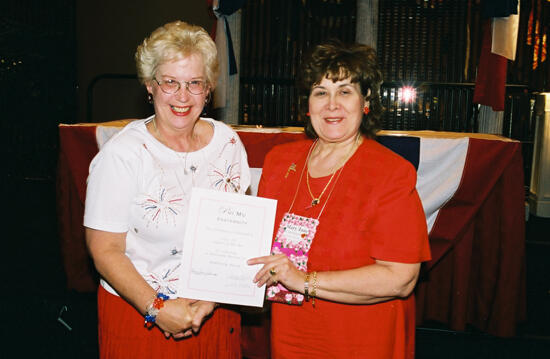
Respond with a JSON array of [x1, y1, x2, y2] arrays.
[[209, 161, 241, 192], [218, 136, 237, 158], [146, 263, 181, 295], [139, 186, 184, 227]]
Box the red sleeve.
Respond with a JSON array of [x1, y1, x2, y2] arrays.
[[368, 160, 431, 263]]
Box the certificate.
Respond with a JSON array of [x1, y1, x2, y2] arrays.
[[178, 187, 277, 307]]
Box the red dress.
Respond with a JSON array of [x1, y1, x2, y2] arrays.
[[258, 139, 431, 359], [97, 286, 241, 358]]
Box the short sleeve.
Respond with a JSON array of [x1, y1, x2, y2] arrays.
[[368, 161, 431, 263], [84, 145, 139, 233]]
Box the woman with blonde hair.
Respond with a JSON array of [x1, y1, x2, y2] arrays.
[[85, 20, 250, 358]]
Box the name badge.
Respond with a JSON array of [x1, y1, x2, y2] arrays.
[[266, 212, 319, 305]]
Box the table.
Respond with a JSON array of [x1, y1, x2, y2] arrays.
[[57, 120, 526, 345]]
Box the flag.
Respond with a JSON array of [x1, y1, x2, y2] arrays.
[[474, 1, 521, 111], [473, 20, 508, 111], [58, 122, 525, 337], [209, 0, 245, 109], [491, 1, 521, 60]]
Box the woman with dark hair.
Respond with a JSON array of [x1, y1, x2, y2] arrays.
[[248, 39, 431, 358]]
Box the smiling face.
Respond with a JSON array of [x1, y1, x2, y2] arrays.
[[308, 76, 368, 144], [146, 53, 209, 132]]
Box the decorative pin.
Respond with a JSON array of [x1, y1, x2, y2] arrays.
[[285, 163, 297, 178]]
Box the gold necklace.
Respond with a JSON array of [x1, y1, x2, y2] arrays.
[[152, 116, 198, 176], [305, 134, 360, 207], [306, 165, 338, 207]]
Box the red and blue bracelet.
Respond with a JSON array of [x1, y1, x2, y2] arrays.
[[144, 292, 169, 327]]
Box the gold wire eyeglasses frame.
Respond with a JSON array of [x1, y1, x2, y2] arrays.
[[153, 78, 207, 95]]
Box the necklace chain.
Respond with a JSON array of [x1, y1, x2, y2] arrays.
[[152, 116, 164, 144], [305, 134, 360, 207], [152, 116, 202, 151], [152, 116, 200, 177], [306, 165, 338, 207]]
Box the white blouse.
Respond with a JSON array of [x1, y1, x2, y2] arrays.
[[84, 116, 251, 297]]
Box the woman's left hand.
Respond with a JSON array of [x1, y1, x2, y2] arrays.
[[248, 254, 306, 292], [170, 300, 217, 339], [190, 300, 217, 333]]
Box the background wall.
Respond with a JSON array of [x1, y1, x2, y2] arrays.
[[75, 0, 214, 123], [1, 2, 214, 355]]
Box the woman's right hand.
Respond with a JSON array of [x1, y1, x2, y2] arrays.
[[248, 253, 306, 292], [155, 298, 195, 336], [86, 228, 197, 337]]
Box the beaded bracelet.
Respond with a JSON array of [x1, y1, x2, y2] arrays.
[[311, 271, 318, 307], [304, 272, 311, 302], [144, 292, 169, 327]]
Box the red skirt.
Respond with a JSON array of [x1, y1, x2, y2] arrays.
[[97, 286, 242, 358]]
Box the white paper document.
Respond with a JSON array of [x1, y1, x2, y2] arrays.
[[178, 187, 277, 307]]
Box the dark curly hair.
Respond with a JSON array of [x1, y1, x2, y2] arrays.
[[299, 39, 383, 139]]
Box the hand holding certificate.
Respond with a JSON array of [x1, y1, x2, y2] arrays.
[[178, 187, 276, 307]]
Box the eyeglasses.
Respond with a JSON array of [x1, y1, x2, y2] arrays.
[[153, 78, 207, 95]]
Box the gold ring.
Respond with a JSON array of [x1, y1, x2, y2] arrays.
[[269, 268, 277, 276]]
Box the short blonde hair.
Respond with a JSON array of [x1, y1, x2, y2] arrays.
[[135, 21, 219, 89]]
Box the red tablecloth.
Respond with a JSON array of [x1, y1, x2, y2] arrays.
[[57, 121, 526, 352]]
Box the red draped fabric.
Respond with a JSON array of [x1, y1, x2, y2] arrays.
[[56, 122, 526, 358], [57, 125, 99, 292], [415, 138, 526, 336]]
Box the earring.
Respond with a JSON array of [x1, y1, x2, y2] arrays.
[[147, 93, 153, 104], [306, 112, 310, 117], [363, 106, 370, 115], [202, 92, 211, 116]]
